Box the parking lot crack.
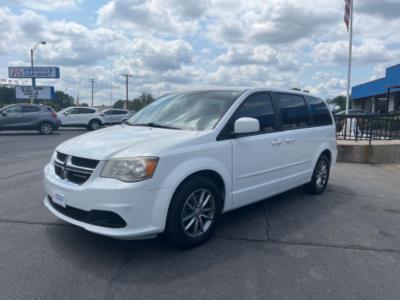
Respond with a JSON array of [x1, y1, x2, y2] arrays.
[[1, 167, 43, 180], [105, 244, 130, 300], [214, 235, 400, 254], [262, 204, 272, 240], [0, 218, 72, 228]]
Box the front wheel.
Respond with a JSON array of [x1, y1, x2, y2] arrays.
[[39, 122, 54, 135], [304, 154, 330, 194], [164, 176, 221, 249]]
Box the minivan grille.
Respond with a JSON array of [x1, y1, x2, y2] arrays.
[[54, 151, 99, 185]]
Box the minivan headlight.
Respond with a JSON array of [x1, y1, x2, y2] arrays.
[[101, 157, 159, 182]]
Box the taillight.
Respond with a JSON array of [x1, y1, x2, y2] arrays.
[[51, 112, 57, 118]]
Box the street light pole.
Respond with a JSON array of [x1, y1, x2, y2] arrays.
[[121, 74, 132, 110], [89, 78, 96, 107], [110, 63, 113, 107], [30, 41, 46, 104]]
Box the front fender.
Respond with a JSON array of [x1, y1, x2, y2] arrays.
[[151, 156, 232, 230], [161, 156, 231, 205]]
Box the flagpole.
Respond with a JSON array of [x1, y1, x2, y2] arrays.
[[345, 0, 354, 114]]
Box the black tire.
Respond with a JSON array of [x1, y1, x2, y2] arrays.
[[164, 176, 221, 249], [38, 122, 54, 135], [304, 154, 330, 194], [88, 119, 101, 131]]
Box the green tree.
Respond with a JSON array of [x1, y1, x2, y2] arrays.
[[327, 95, 350, 112], [43, 90, 75, 111], [0, 86, 16, 107], [291, 88, 309, 93], [113, 100, 124, 109], [113, 92, 155, 111]]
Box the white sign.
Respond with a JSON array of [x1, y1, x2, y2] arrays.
[[8, 67, 60, 78], [16, 86, 55, 100]]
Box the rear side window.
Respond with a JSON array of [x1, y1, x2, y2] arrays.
[[4, 105, 21, 113], [67, 108, 79, 114], [113, 110, 128, 115], [232, 92, 276, 133], [306, 96, 333, 126], [274, 93, 309, 130], [22, 106, 40, 113], [78, 108, 95, 114]]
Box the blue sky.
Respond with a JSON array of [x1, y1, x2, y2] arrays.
[[1, 0, 400, 105]]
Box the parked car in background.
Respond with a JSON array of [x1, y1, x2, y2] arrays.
[[0, 104, 59, 134], [44, 89, 337, 248], [101, 109, 135, 125], [57, 107, 106, 130]]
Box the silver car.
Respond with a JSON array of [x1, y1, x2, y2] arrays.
[[101, 109, 135, 125], [0, 104, 60, 135]]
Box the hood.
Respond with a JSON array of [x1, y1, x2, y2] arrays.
[[56, 125, 201, 160]]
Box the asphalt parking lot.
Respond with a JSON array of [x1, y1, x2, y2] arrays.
[[1, 129, 400, 300]]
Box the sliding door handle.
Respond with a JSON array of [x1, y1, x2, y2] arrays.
[[285, 138, 295, 143], [271, 139, 282, 145]]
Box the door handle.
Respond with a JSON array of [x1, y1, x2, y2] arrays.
[[285, 137, 294, 143], [271, 139, 282, 145]]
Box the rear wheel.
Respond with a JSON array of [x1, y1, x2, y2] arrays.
[[88, 120, 101, 131], [304, 154, 330, 194], [39, 122, 54, 135], [164, 176, 221, 249]]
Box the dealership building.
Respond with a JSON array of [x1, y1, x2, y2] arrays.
[[352, 64, 400, 113]]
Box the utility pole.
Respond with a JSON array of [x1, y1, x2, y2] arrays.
[[121, 74, 133, 110], [110, 63, 113, 107], [30, 41, 46, 104], [89, 78, 96, 107]]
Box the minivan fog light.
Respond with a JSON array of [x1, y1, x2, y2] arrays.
[[101, 157, 158, 182]]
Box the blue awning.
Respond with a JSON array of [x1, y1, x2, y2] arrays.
[[352, 64, 400, 100]]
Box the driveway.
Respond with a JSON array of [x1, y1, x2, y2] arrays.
[[1, 130, 400, 299]]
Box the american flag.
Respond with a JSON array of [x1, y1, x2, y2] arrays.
[[344, 0, 351, 31]]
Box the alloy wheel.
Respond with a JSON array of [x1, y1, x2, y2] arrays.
[[181, 188, 216, 238], [41, 123, 53, 135], [315, 160, 328, 188]]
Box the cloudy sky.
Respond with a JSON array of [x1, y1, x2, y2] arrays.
[[1, 0, 400, 105]]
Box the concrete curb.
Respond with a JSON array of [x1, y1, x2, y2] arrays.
[[337, 141, 400, 163]]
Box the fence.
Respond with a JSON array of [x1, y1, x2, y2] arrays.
[[334, 113, 400, 145]]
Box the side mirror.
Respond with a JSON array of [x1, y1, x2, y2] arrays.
[[234, 117, 260, 134], [1, 112, 6, 117], [63, 111, 69, 116]]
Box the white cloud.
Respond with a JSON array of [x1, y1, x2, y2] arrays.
[[13, 0, 82, 11], [313, 42, 398, 65], [1, 0, 400, 104]]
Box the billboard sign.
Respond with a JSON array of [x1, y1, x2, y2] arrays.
[[8, 67, 60, 79], [16, 86, 55, 100]]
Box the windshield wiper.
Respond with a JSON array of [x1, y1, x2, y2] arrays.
[[132, 122, 181, 130]]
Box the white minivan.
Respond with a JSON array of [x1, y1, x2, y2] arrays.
[[44, 89, 337, 248]]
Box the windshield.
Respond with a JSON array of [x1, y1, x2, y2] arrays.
[[126, 90, 243, 131]]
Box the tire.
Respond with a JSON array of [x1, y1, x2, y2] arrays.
[[304, 154, 330, 194], [38, 122, 54, 135], [164, 176, 221, 249], [88, 120, 101, 131]]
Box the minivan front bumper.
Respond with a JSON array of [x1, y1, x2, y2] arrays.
[[43, 163, 172, 239]]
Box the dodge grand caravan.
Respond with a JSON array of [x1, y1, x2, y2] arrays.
[[43, 89, 337, 248]]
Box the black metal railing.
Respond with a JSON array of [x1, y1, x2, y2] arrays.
[[334, 113, 400, 145]]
